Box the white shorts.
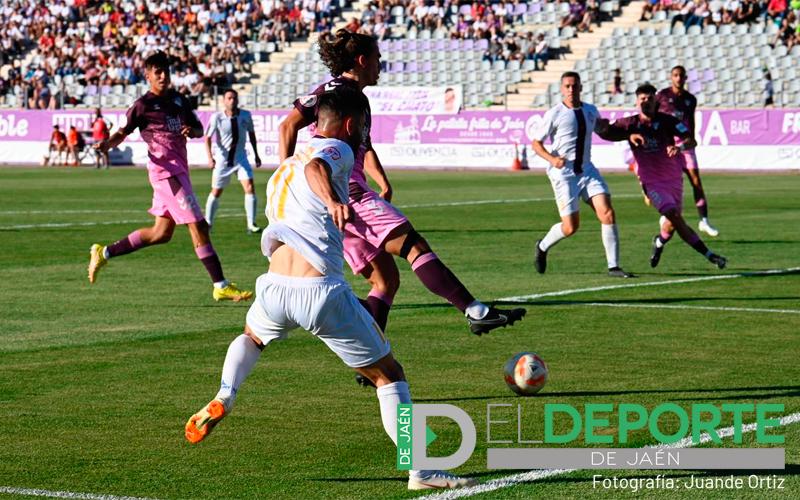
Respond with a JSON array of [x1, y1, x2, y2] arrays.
[[245, 272, 391, 368], [546, 161, 610, 217], [211, 158, 253, 190]]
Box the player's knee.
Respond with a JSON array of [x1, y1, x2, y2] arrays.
[[562, 219, 579, 236], [151, 227, 174, 244], [599, 207, 615, 224]]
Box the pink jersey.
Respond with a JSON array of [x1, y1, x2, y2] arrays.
[[609, 112, 691, 186], [293, 76, 373, 198], [122, 89, 202, 183], [656, 87, 697, 148]]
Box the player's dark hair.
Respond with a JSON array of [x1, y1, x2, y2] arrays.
[[317, 86, 367, 122], [224, 88, 238, 98], [671, 65, 686, 74], [144, 51, 170, 70], [635, 83, 657, 96], [318, 29, 377, 77], [561, 71, 581, 82]]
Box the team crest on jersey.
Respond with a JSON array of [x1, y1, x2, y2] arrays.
[[322, 147, 341, 160], [299, 95, 317, 107], [167, 117, 181, 132]]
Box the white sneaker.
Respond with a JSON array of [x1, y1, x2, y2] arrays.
[[698, 219, 719, 237], [408, 470, 478, 490]]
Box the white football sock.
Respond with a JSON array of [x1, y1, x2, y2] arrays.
[[214, 334, 262, 412], [245, 193, 257, 227], [376, 381, 421, 476], [539, 222, 566, 252], [601, 223, 619, 269], [205, 193, 220, 226], [465, 300, 489, 319]]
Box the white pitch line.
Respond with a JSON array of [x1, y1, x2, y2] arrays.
[[397, 194, 641, 209], [0, 209, 243, 216], [0, 486, 156, 500], [580, 302, 800, 315], [498, 267, 800, 302], [0, 213, 242, 230], [419, 412, 800, 500]]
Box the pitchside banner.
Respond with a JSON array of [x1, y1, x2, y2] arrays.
[[1, 109, 799, 169]]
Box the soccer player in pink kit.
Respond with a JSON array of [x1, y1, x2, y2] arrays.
[[605, 84, 727, 270], [89, 51, 252, 302], [279, 30, 526, 346], [656, 65, 719, 237]]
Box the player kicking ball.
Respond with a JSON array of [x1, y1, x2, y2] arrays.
[[204, 88, 263, 234], [280, 30, 525, 345], [89, 51, 252, 302], [185, 89, 476, 491], [532, 71, 633, 278], [603, 84, 726, 270]]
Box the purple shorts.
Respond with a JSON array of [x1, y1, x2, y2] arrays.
[[149, 173, 205, 224], [343, 189, 408, 274], [681, 149, 699, 171], [644, 181, 683, 216]]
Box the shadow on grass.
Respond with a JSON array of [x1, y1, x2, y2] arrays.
[[415, 385, 800, 402]]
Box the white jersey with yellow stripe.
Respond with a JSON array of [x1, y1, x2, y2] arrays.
[[262, 137, 355, 278]]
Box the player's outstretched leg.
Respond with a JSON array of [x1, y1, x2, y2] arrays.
[[360, 354, 477, 490], [88, 228, 153, 283], [664, 211, 726, 269], [186, 332, 263, 443], [383, 227, 526, 335]]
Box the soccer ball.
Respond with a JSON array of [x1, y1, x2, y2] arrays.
[[503, 352, 548, 396]]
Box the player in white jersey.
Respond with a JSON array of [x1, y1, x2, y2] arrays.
[[532, 72, 633, 278], [204, 89, 263, 233], [185, 89, 476, 491]]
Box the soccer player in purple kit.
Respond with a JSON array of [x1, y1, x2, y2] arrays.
[[605, 84, 727, 270], [88, 51, 252, 302], [279, 30, 526, 345], [656, 65, 720, 237]]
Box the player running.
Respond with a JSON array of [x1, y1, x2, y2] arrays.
[[185, 89, 477, 491], [656, 65, 719, 237], [279, 29, 525, 339], [531, 71, 634, 278], [604, 84, 727, 270], [89, 51, 252, 302], [204, 88, 263, 234]]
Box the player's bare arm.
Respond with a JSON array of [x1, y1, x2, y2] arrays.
[[532, 139, 566, 168], [205, 135, 215, 168], [363, 149, 393, 202], [305, 158, 350, 230], [278, 108, 311, 161], [95, 129, 128, 153], [249, 129, 261, 168]]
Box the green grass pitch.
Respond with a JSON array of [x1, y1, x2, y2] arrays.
[[1, 166, 798, 499]]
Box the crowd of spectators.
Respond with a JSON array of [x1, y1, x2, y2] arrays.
[[0, 0, 347, 108]]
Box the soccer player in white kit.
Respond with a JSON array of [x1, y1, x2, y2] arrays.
[[204, 89, 263, 233], [531, 72, 633, 278], [185, 89, 476, 491]]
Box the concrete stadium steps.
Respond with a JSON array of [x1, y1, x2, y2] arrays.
[[508, 0, 645, 109]]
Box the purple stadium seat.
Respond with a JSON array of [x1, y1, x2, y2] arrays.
[[528, 2, 542, 14], [688, 81, 702, 93], [476, 38, 489, 50], [391, 61, 404, 73], [463, 39, 474, 50], [449, 39, 460, 50], [703, 69, 715, 82], [459, 5, 472, 16], [378, 40, 390, 52], [434, 39, 446, 51], [514, 3, 527, 16], [422, 61, 433, 72], [687, 68, 699, 82], [420, 39, 431, 51], [406, 61, 418, 72]]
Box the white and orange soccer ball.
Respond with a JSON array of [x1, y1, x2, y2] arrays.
[[503, 352, 548, 396]]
